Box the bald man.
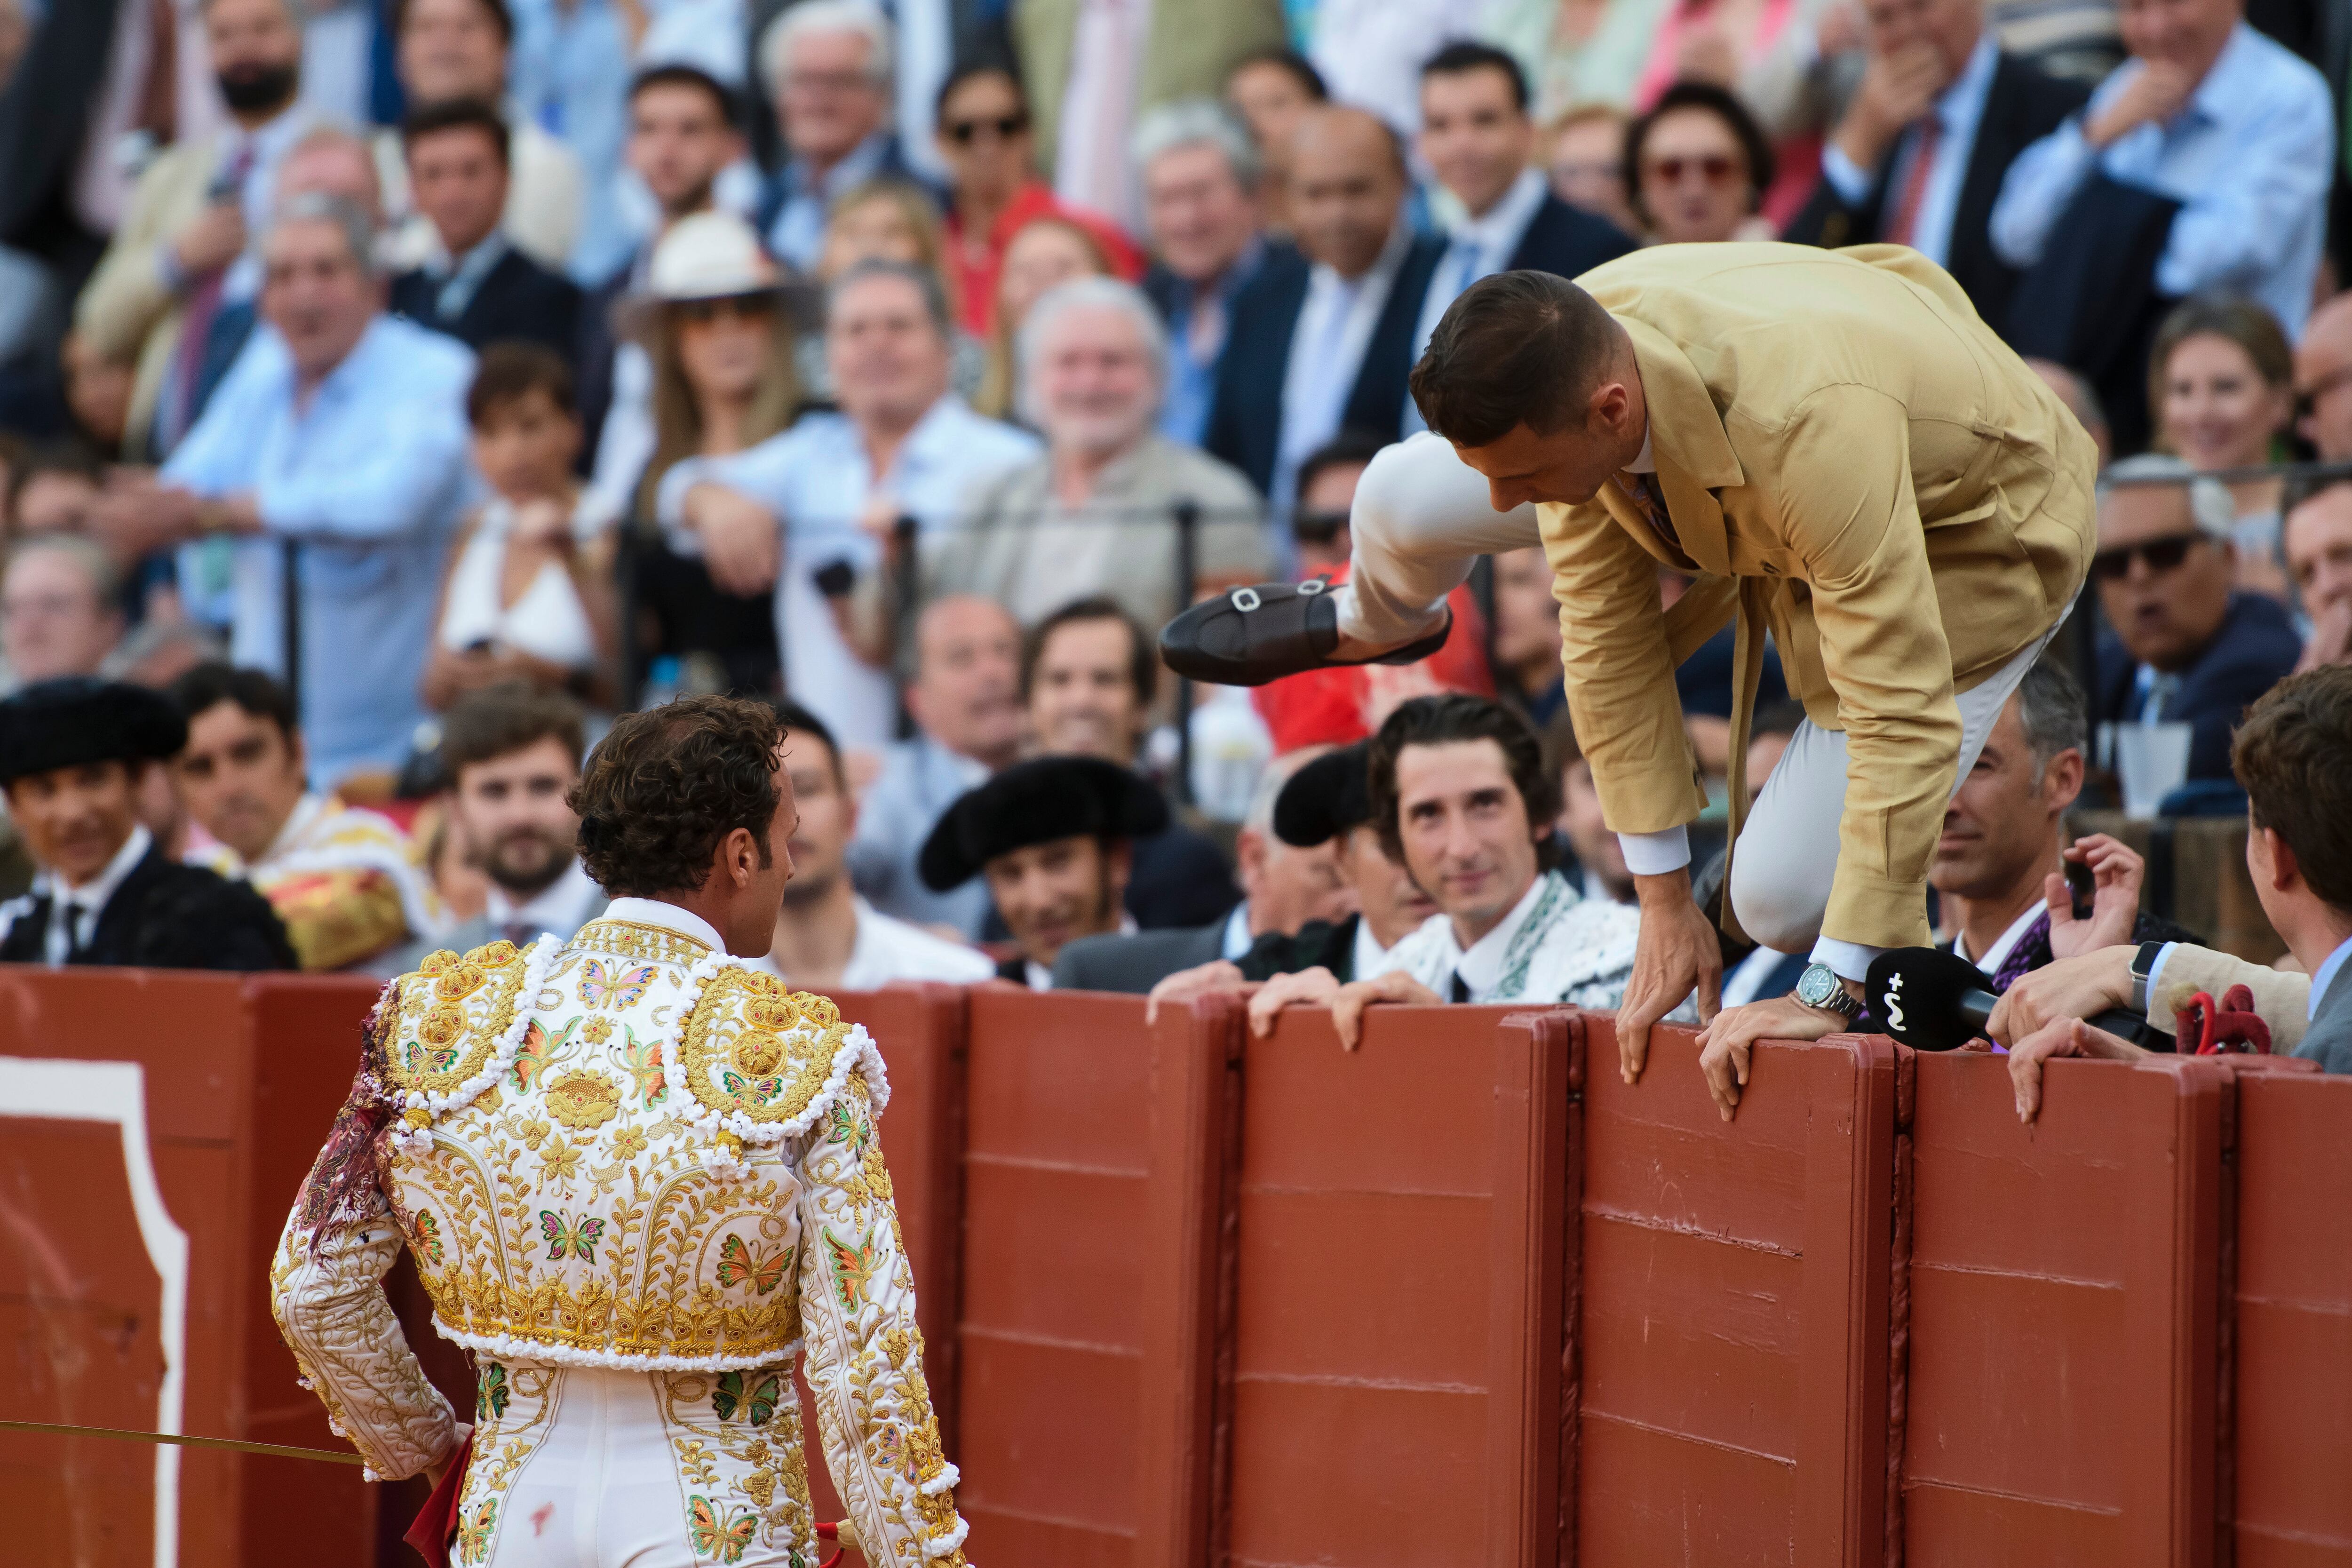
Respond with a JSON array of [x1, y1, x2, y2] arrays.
[[1203, 106, 1449, 503], [2296, 293, 2352, 462], [849, 593, 1028, 937]]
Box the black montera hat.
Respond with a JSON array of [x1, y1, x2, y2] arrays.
[[1272, 740, 1373, 848], [0, 677, 188, 786], [917, 755, 1169, 891]]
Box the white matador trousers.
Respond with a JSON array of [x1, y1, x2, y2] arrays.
[[1336, 432, 2064, 968]]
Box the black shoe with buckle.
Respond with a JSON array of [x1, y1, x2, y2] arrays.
[[1158, 578, 1454, 687]]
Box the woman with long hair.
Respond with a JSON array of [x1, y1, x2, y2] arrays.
[[2151, 294, 2297, 598], [630, 213, 803, 695]]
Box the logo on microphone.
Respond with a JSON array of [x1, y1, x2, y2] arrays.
[[1880, 972, 1906, 1033]]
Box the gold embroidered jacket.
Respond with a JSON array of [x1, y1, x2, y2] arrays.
[[269, 908, 970, 1565]]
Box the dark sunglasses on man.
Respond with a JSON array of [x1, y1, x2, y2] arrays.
[[1292, 509, 1349, 546], [2090, 532, 2209, 580], [946, 113, 1028, 146]]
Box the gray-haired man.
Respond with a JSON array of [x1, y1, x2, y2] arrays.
[[1134, 98, 1268, 446], [92, 193, 476, 786]]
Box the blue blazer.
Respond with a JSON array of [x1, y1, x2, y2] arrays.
[[1204, 232, 1448, 496], [2093, 591, 2303, 780]]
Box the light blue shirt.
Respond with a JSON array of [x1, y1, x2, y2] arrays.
[[657, 394, 1039, 751], [162, 316, 476, 784], [1820, 32, 1999, 271], [766, 134, 892, 275], [509, 0, 635, 284], [1989, 23, 2333, 334], [2310, 934, 2352, 1021], [1157, 236, 1265, 448]]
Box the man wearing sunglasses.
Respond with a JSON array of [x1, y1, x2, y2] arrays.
[[1164, 247, 2099, 1111], [2086, 454, 2298, 783]]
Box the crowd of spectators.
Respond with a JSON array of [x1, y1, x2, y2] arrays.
[[0, 0, 2346, 1066]]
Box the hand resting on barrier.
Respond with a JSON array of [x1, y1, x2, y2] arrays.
[[1986, 946, 2137, 1046], [1144, 960, 1254, 1025], [2001, 1017, 2146, 1122], [1695, 992, 1851, 1121]]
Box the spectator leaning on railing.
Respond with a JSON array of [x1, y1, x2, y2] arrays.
[[1995, 664, 2352, 1113]]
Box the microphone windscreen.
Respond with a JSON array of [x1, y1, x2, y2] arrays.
[[1866, 947, 1998, 1052]]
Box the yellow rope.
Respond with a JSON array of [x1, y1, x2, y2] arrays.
[[0, 1419, 365, 1465]]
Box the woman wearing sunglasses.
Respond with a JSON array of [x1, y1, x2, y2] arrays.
[[1623, 80, 1778, 245], [932, 59, 1139, 336]]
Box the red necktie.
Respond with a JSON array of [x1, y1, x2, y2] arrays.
[[1885, 118, 1941, 249]]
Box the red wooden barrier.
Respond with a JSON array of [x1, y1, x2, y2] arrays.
[[1572, 1016, 1898, 1568], [1223, 1003, 1573, 1568], [0, 967, 381, 1568], [1905, 1049, 2229, 1567], [2228, 1061, 2352, 1566]]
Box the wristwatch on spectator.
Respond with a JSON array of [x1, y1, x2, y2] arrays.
[[2129, 941, 2169, 1015], [1793, 961, 1864, 1022]]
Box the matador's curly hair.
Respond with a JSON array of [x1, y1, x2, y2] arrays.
[[570, 694, 784, 897]]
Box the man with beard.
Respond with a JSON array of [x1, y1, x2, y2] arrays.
[[381, 684, 602, 969], [756, 700, 995, 990], [76, 0, 316, 458], [918, 756, 1163, 987]]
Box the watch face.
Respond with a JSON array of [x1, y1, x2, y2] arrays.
[[1797, 964, 1834, 1006]]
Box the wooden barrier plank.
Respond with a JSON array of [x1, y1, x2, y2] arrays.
[[2230, 1067, 2352, 1566], [1224, 1002, 1560, 1568], [1904, 1051, 2227, 1568], [1573, 1017, 1892, 1568]]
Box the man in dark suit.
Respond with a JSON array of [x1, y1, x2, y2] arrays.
[[1135, 100, 1275, 448], [1204, 106, 1446, 502], [0, 679, 296, 971], [389, 98, 579, 359], [1405, 43, 1635, 395], [751, 0, 937, 274], [1781, 0, 2087, 330], [1053, 747, 1357, 994], [2089, 457, 2301, 785]]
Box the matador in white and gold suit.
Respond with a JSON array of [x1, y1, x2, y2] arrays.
[[270, 894, 969, 1568]]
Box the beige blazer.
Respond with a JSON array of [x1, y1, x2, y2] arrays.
[[1536, 243, 2099, 949], [75, 138, 221, 456]]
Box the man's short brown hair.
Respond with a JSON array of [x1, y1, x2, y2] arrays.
[[1408, 271, 1619, 448], [571, 695, 782, 897], [2232, 664, 2352, 913], [1367, 693, 1558, 867], [440, 682, 586, 776]]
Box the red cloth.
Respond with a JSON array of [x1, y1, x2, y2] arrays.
[[945, 180, 1142, 334], [1249, 565, 1494, 753], [402, 1433, 474, 1568]]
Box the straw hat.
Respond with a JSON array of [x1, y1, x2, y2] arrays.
[[646, 212, 781, 302]]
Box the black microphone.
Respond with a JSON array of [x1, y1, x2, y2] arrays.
[[1867, 948, 1998, 1051], [1866, 947, 2151, 1052]]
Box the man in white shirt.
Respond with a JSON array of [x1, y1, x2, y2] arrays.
[[660, 260, 1038, 752], [1258, 695, 1645, 1046], [378, 684, 604, 969], [380, 0, 587, 275], [1201, 106, 1445, 505], [759, 700, 994, 991], [1408, 44, 1632, 376], [1782, 0, 2086, 326]]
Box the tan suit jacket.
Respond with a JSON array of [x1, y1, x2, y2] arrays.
[[75, 137, 220, 456], [1537, 243, 2098, 949]]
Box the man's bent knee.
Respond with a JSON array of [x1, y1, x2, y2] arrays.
[[1727, 850, 1829, 955]]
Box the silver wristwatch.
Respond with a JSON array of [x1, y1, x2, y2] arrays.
[[1793, 961, 1863, 1021]]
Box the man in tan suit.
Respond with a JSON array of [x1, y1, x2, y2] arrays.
[[1163, 244, 2098, 1114]]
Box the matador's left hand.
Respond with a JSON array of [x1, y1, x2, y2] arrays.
[[1694, 993, 1845, 1121]]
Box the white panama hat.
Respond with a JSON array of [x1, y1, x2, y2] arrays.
[[646, 211, 782, 302]]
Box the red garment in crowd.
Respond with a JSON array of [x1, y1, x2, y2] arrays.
[[944, 179, 1143, 334], [1250, 564, 1494, 753]]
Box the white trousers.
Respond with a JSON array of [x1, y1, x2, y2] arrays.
[[1332, 431, 2069, 966], [459, 1361, 811, 1568]]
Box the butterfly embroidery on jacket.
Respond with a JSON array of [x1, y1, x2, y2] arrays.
[[539, 1207, 605, 1263], [712, 1369, 781, 1426], [413, 1208, 445, 1267], [688, 1496, 758, 1563], [825, 1228, 878, 1310], [619, 1027, 665, 1104], [455, 1501, 497, 1564], [715, 1234, 790, 1295], [577, 957, 656, 1011], [477, 1361, 509, 1420]]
